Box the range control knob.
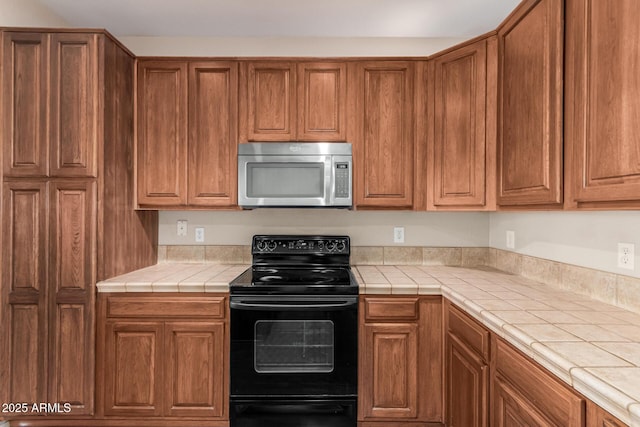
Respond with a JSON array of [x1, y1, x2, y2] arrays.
[[267, 240, 277, 251], [336, 240, 346, 252], [256, 240, 267, 251], [326, 241, 336, 252]]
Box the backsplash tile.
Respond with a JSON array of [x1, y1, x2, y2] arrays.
[[156, 244, 640, 314]]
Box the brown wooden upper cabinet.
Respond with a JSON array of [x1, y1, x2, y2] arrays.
[[239, 61, 348, 142], [136, 60, 238, 208], [497, 0, 564, 208], [423, 36, 498, 210], [351, 61, 415, 209], [2, 32, 99, 178], [565, 0, 640, 208]]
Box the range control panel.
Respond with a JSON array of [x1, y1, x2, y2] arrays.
[[252, 235, 350, 254]]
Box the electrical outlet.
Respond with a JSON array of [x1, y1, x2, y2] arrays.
[[195, 227, 205, 243], [506, 230, 515, 249], [618, 243, 635, 270], [393, 227, 405, 244], [177, 220, 188, 237]]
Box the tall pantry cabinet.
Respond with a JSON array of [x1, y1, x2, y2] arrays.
[[0, 29, 158, 419]]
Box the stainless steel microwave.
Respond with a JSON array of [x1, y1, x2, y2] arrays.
[[238, 142, 352, 208]]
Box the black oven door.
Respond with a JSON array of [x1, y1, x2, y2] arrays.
[[230, 295, 358, 399]]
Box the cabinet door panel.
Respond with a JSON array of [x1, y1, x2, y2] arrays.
[[355, 62, 414, 208], [493, 374, 554, 427], [104, 322, 163, 417], [498, 0, 563, 206], [432, 39, 487, 207], [49, 33, 98, 177], [137, 61, 188, 206], [566, 0, 640, 204], [446, 333, 488, 427], [1, 182, 48, 408], [165, 322, 226, 417], [188, 62, 238, 206], [244, 62, 296, 141], [49, 180, 95, 414], [360, 323, 418, 419], [298, 62, 347, 141], [2, 32, 48, 177]]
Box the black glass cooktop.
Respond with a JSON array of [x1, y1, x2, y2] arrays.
[[230, 266, 358, 295]]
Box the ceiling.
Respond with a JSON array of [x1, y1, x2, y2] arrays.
[[36, 0, 521, 38]]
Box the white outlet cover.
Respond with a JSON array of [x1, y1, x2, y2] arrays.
[[393, 227, 405, 244], [195, 227, 205, 243], [506, 230, 515, 249], [177, 220, 188, 236], [618, 243, 635, 270]]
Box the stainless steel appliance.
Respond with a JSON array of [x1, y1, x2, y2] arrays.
[[229, 235, 358, 427], [237, 142, 352, 208]]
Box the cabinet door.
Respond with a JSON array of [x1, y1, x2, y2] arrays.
[[430, 38, 494, 209], [359, 322, 418, 419], [565, 0, 640, 206], [446, 333, 488, 427], [354, 62, 414, 208], [242, 62, 296, 141], [1, 32, 48, 177], [103, 321, 163, 417], [1, 181, 48, 408], [297, 62, 348, 141], [48, 180, 96, 414], [137, 61, 188, 206], [493, 373, 555, 427], [164, 322, 227, 418], [586, 401, 627, 427], [491, 337, 584, 427], [188, 62, 238, 207], [497, 0, 563, 207], [49, 33, 99, 178]]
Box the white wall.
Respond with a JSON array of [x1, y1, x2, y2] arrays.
[[0, 0, 69, 27], [490, 211, 640, 279], [117, 36, 465, 57], [159, 210, 490, 247]]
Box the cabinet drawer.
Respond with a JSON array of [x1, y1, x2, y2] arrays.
[[364, 297, 419, 320], [448, 302, 490, 360], [106, 295, 226, 319]]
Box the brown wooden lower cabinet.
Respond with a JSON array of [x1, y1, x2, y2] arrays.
[[96, 294, 229, 425], [491, 336, 585, 427], [587, 401, 627, 427], [445, 301, 490, 427], [358, 296, 443, 425]]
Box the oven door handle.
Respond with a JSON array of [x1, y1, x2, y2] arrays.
[[230, 299, 357, 311]]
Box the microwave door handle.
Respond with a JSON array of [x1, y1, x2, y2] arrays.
[[229, 300, 357, 311]]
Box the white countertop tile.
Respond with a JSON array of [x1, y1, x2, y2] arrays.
[[97, 262, 640, 425]]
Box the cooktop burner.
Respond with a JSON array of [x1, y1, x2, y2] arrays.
[[230, 236, 358, 295]]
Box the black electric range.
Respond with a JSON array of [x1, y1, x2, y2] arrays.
[[229, 235, 359, 427]]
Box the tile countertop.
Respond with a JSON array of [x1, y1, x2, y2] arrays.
[[97, 263, 640, 426]]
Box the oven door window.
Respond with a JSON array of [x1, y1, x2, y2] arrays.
[[254, 320, 334, 373]]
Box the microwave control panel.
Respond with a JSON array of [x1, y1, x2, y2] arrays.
[[335, 163, 350, 198]]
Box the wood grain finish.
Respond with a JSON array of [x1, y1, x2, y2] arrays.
[[49, 33, 98, 178], [445, 302, 490, 427], [104, 321, 163, 417], [165, 322, 225, 417], [136, 61, 188, 206], [428, 37, 494, 209], [48, 180, 95, 414], [354, 62, 414, 209], [188, 62, 238, 206], [297, 62, 347, 141], [565, 0, 640, 206], [497, 0, 564, 207], [491, 336, 584, 427], [97, 294, 229, 421], [359, 296, 442, 423], [1, 31, 158, 422], [1, 181, 48, 408], [586, 401, 627, 427], [243, 62, 296, 141], [2, 32, 48, 177]]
